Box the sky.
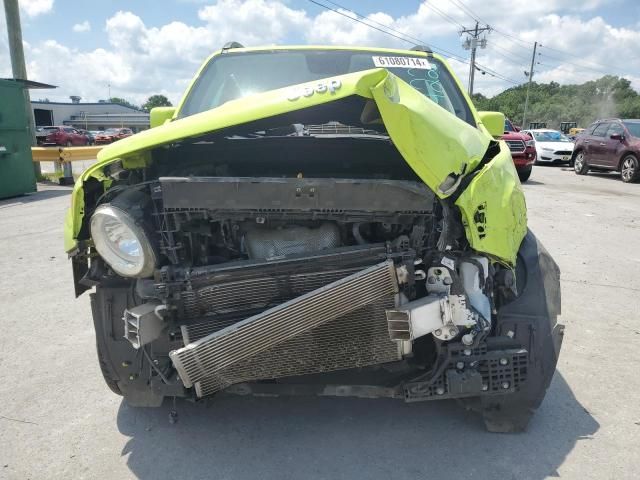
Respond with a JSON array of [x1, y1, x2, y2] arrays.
[[1, 0, 639, 105]]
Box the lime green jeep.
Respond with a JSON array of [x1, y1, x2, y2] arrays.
[[65, 44, 563, 432]]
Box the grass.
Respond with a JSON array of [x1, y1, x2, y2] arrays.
[[36, 171, 63, 182]]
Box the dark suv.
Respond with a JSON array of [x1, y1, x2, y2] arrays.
[[573, 119, 640, 183]]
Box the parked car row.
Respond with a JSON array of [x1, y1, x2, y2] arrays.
[[499, 117, 639, 184], [35, 126, 133, 146]]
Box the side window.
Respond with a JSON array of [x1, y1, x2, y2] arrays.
[[591, 123, 609, 137], [606, 123, 624, 137]]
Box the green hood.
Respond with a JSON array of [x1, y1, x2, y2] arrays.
[[66, 68, 526, 265]]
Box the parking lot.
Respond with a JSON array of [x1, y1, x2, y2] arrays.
[[0, 164, 638, 480]]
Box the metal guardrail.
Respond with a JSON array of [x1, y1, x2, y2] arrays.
[[31, 145, 103, 162], [31, 146, 103, 185]]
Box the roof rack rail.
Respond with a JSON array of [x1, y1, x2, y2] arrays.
[[222, 41, 244, 52], [411, 45, 433, 54]]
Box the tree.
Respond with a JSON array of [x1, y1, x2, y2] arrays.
[[142, 94, 172, 112], [471, 75, 640, 128], [108, 97, 140, 110]]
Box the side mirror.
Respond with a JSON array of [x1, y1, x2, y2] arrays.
[[150, 107, 176, 128], [478, 111, 506, 138], [610, 133, 624, 141]]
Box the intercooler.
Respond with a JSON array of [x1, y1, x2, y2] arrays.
[[169, 259, 401, 396]]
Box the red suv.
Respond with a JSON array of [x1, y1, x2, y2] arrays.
[[573, 119, 640, 183], [36, 126, 89, 146], [502, 118, 537, 182], [94, 128, 134, 145]]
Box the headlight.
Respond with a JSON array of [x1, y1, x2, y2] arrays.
[[542, 147, 554, 152], [90, 204, 156, 278], [525, 140, 535, 147]]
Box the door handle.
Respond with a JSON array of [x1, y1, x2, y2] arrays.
[[599, 142, 606, 146], [584, 140, 590, 143]]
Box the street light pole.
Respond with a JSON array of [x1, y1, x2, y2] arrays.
[[522, 41, 538, 128], [3, 0, 40, 175]]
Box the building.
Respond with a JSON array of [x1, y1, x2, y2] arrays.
[[31, 97, 150, 132]]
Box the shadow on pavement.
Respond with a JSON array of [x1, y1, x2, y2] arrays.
[[587, 172, 623, 182], [117, 372, 598, 480], [523, 179, 545, 185], [0, 186, 71, 207]]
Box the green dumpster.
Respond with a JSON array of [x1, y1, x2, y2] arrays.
[[0, 78, 36, 199]]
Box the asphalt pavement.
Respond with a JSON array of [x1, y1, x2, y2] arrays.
[[1, 165, 638, 479]]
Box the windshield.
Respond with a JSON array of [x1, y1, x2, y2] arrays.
[[504, 120, 515, 132], [531, 131, 571, 142], [178, 49, 474, 126], [103, 129, 119, 134], [623, 122, 640, 138]]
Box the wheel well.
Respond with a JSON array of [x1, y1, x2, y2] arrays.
[[617, 151, 637, 170], [571, 148, 583, 160]]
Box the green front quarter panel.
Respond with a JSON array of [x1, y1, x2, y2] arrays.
[[65, 64, 526, 266], [455, 141, 528, 266], [369, 73, 526, 266]]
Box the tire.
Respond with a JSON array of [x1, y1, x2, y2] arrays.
[[96, 341, 122, 396], [479, 231, 563, 432], [518, 166, 532, 182], [620, 154, 639, 183], [65, 140, 73, 148], [573, 151, 588, 175], [91, 286, 165, 407]]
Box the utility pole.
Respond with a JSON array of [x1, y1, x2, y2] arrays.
[[461, 21, 491, 96], [3, 0, 40, 175], [522, 41, 538, 128]]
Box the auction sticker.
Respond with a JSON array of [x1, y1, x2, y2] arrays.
[[372, 56, 432, 69]]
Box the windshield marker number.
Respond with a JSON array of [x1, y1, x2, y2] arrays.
[[373, 56, 432, 69], [287, 79, 342, 101]]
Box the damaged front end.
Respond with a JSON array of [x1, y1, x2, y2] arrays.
[[69, 49, 561, 431]]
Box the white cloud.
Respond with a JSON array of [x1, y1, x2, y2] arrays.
[[2, 0, 638, 104], [21, 0, 54, 17], [72, 20, 90, 33]]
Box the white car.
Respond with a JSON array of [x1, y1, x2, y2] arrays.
[[522, 129, 574, 164]]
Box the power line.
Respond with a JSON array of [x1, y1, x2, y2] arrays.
[[539, 44, 625, 71], [538, 45, 626, 76], [484, 48, 526, 68], [448, 0, 481, 23], [318, 0, 460, 55], [306, 0, 463, 61], [490, 28, 532, 50], [487, 44, 529, 65], [421, 1, 465, 29], [306, 0, 520, 86]]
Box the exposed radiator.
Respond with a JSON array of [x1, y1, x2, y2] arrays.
[[180, 266, 364, 319], [169, 261, 399, 390], [190, 298, 398, 397]]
